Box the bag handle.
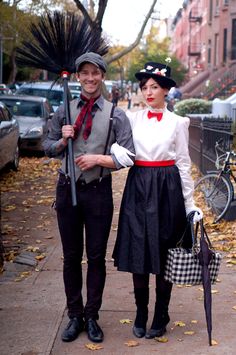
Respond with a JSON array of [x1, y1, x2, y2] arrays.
[[176, 211, 196, 248]]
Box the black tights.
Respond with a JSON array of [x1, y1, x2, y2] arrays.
[[133, 273, 172, 304]]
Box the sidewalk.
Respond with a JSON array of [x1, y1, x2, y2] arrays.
[[0, 170, 236, 355]]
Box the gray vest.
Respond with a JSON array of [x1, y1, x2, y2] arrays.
[[61, 98, 114, 182]]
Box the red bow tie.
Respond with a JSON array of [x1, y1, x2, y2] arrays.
[[147, 111, 163, 121]]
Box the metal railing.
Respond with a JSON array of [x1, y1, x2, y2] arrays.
[[189, 115, 234, 173]]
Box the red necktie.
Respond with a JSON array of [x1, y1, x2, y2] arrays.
[[74, 94, 98, 140], [147, 111, 163, 122]]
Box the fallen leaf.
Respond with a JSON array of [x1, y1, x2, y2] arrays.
[[174, 321, 186, 327], [3, 205, 16, 212], [226, 259, 236, 265], [212, 339, 218, 345], [184, 331, 195, 335], [124, 340, 139, 347], [120, 319, 133, 324], [155, 336, 168, 343], [85, 343, 103, 350], [191, 320, 198, 324], [35, 254, 46, 261], [20, 271, 30, 277]]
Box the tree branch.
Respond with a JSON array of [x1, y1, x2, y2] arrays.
[[106, 0, 158, 64]]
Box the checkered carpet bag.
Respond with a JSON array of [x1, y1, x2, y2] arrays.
[[164, 217, 222, 285]]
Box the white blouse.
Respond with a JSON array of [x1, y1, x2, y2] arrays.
[[126, 107, 195, 210]]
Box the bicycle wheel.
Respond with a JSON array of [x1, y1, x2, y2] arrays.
[[194, 173, 233, 223]]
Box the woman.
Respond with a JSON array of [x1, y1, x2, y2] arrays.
[[112, 61, 203, 339]]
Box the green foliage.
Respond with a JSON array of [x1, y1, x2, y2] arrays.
[[125, 25, 187, 85], [174, 98, 212, 116]]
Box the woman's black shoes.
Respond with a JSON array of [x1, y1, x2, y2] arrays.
[[133, 325, 146, 338], [61, 317, 85, 342], [145, 325, 166, 339]]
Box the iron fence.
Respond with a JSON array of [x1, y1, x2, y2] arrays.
[[189, 115, 234, 174]]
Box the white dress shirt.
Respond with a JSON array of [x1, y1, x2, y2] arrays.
[[126, 107, 195, 210]]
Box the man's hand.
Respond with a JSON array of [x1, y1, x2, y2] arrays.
[[75, 154, 99, 171], [62, 125, 75, 141]]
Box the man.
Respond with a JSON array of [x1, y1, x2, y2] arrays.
[[43, 52, 135, 343]]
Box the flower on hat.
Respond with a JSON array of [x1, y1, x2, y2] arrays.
[[153, 68, 167, 76], [165, 57, 172, 64]]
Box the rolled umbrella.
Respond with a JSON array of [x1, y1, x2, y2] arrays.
[[16, 11, 108, 206], [198, 220, 214, 346]]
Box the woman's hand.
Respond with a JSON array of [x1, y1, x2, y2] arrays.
[[186, 206, 203, 223]]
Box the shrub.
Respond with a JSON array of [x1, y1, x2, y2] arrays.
[[174, 98, 212, 116]]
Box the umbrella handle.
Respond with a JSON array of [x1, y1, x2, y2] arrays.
[[195, 220, 213, 249]]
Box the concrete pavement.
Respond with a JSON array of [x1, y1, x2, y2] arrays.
[[1, 169, 236, 355]]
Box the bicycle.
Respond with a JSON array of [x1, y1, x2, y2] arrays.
[[194, 139, 236, 223]]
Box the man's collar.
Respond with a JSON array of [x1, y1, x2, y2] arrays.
[[77, 95, 104, 110]]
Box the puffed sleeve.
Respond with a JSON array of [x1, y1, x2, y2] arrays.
[[175, 116, 195, 210]]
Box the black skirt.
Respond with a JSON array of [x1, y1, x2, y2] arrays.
[[113, 165, 192, 275]]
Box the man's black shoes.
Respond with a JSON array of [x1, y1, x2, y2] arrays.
[[85, 318, 104, 343], [61, 317, 85, 342]]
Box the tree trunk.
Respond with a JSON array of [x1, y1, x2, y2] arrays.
[[0, 231, 4, 273], [7, 47, 17, 84]]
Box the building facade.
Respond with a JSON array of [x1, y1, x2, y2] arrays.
[[170, 0, 236, 98]]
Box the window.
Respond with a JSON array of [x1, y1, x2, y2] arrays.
[[208, 39, 212, 65], [209, 0, 213, 23], [214, 34, 219, 66], [223, 28, 227, 63], [232, 19, 236, 60]]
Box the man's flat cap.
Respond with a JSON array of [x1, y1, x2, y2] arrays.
[[75, 52, 107, 73]]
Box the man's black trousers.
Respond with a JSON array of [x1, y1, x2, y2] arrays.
[[56, 173, 113, 320]]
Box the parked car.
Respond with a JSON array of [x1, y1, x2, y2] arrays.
[[0, 101, 20, 171], [15, 81, 66, 112], [68, 81, 81, 99], [0, 84, 12, 95], [6, 82, 22, 93], [0, 95, 53, 152]]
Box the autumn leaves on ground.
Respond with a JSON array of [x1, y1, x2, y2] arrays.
[[1, 157, 236, 277]]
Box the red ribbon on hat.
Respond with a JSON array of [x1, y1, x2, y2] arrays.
[[147, 111, 163, 121]]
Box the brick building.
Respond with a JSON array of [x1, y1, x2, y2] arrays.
[[170, 0, 236, 98]]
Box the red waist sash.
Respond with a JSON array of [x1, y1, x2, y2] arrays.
[[134, 160, 175, 167]]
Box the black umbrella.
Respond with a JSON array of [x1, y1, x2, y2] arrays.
[[197, 220, 214, 346], [16, 11, 109, 206]]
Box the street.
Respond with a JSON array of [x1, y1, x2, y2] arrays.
[[0, 151, 236, 354]]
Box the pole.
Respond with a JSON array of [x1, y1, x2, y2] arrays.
[[0, 35, 3, 84], [62, 72, 77, 206]]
